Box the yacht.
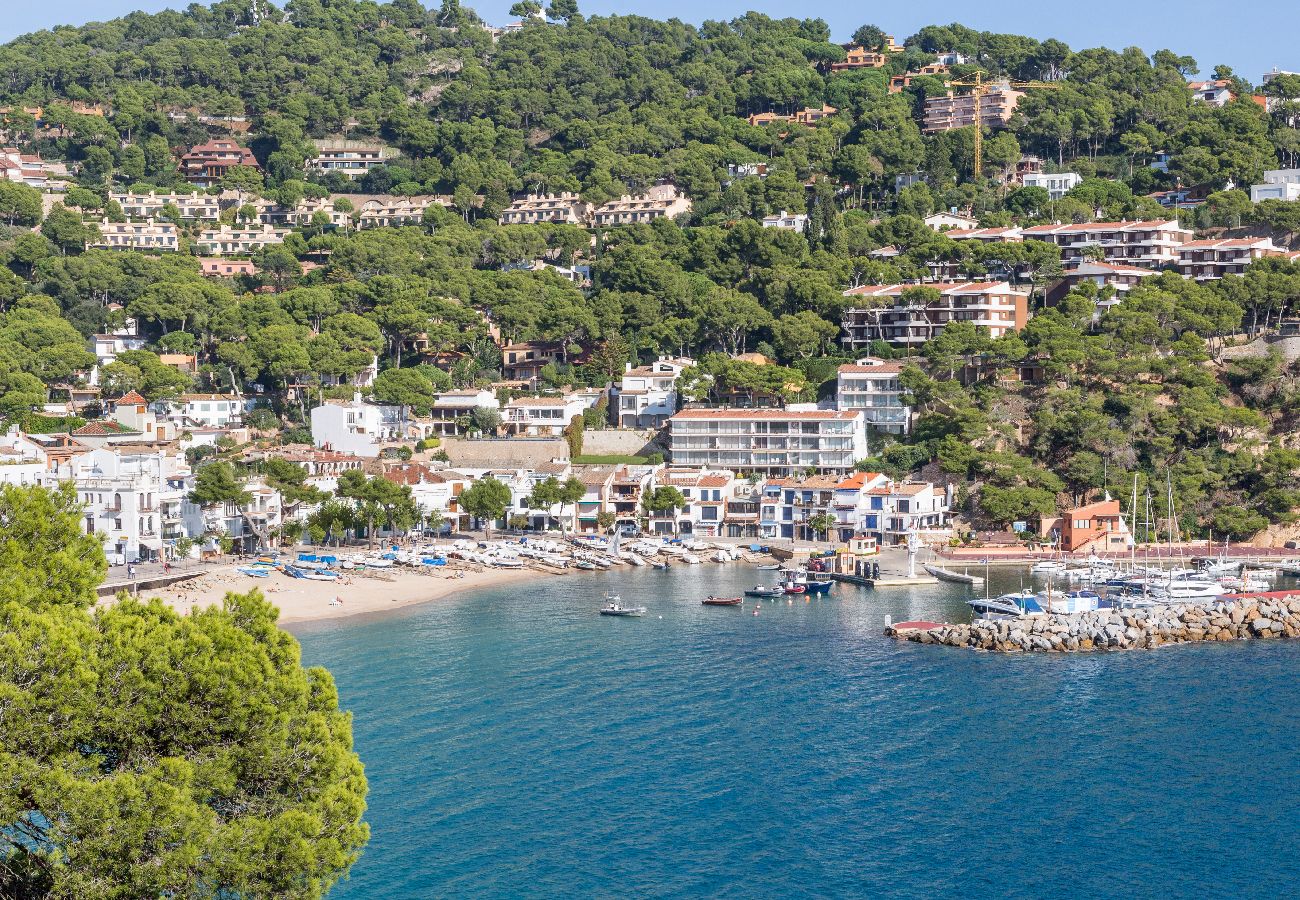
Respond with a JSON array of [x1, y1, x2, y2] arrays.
[[968, 590, 1037, 619], [1026, 589, 1102, 614]]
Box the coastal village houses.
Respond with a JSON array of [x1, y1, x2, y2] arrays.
[[835, 358, 911, 435], [91, 219, 179, 252], [614, 356, 694, 428]]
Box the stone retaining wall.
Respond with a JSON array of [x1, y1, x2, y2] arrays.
[[886, 596, 1300, 652]]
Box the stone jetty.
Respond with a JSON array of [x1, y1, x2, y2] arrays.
[[886, 595, 1300, 652]]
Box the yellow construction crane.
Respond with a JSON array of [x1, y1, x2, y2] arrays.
[[946, 71, 1060, 178]]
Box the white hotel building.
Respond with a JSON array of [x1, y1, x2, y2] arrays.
[[667, 408, 867, 476]]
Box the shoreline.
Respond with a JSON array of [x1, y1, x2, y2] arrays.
[[130, 562, 556, 626]]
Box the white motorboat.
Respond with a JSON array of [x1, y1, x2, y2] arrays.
[[968, 590, 1036, 619], [1153, 580, 1223, 601], [1030, 560, 1067, 574], [599, 593, 646, 617]]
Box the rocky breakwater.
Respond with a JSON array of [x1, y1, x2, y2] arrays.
[[886, 596, 1300, 652]]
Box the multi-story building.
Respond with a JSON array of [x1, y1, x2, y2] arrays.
[[943, 226, 1024, 244], [1176, 237, 1293, 281], [2, 146, 54, 188], [71, 445, 185, 563], [383, 463, 473, 532], [1250, 169, 1300, 203], [110, 191, 221, 220], [668, 408, 866, 476], [755, 471, 950, 545], [307, 141, 391, 179], [353, 195, 449, 228], [0, 427, 51, 487], [1019, 220, 1192, 268], [1021, 172, 1082, 200], [196, 224, 289, 256], [91, 219, 179, 252], [836, 358, 911, 435], [923, 87, 1023, 133], [257, 197, 350, 229], [923, 211, 979, 231], [428, 389, 500, 436], [830, 45, 892, 71], [502, 395, 594, 436], [310, 396, 407, 457], [499, 192, 592, 225], [1041, 498, 1131, 553], [591, 185, 692, 227], [501, 341, 566, 384], [760, 210, 809, 232], [841, 281, 1029, 349], [644, 467, 737, 537], [1046, 260, 1157, 312], [180, 139, 259, 186], [615, 356, 694, 428]]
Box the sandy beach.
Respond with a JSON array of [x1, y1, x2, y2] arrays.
[[134, 563, 551, 625]]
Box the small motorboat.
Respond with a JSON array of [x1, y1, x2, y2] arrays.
[[702, 596, 743, 606], [574, 560, 597, 570], [783, 582, 806, 595], [757, 563, 782, 570], [650, 560, 670, 570], [804, 578, 833, 594], [599, 593, 646, 617], [237, 566, 271, 578], [744, 584, 783, 598]]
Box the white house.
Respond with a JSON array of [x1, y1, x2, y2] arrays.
[[761, 210, 809, 232], [923, 212, 979, 231], [759, 471, 950, 544], [159, 393, 249, 429], [1250, 169, 1300, 203], [310, 396, 406, 457], [615, 356, 694, 428], [502, 395, 595, 436], [428, 389, 500, 436], [645, 467, 737, 537], [1021, 172, 1082, 201], [71, 446, 182, 563]]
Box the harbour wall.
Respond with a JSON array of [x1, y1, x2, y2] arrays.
[[887, 594, 1300, 652]]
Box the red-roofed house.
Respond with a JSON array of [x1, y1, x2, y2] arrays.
[[1020, 220, 1192, 268], [181, 139, 259, 186]]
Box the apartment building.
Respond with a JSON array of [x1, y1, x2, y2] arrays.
[[1, 147, 53, 188], [923, 87, 1023, 133], [1176, 237, 1293, 281], [0, 428, 50, 487], [196, 223, 289, 256], [1250, 169, 1300, 203], [71, 445, 189, 563], [1019, 220, 1192, 268], [836, 358, 911, 435], [756, 471, 951, 545], [830, 45, 892, 71], [943, 226, 1024, 243], [615, 356, 694, 428], [644, 468, 738, 537], [383, 463, 473, 532], [180, 139, 259, 186], [499, 192, 592, 225], [840, 281, 1029, 349], [354, 195, 448, 228], [258, 197, 351, 229], [91, 219, 179, 252], [1022, 172, 1082, 200], [923, 212, 979, 231], [591, 185, 692, 227], [307, 141, 391, 179], [501, 341, 567, 384], [110, 191, 221, 220], [760, 210, 809, 232], [668, 408, 867, 476], [1046, 260, 1157, 311]]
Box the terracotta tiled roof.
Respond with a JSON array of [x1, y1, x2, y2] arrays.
[[838, 362, 905, 375], [115, 390, 147, 404]]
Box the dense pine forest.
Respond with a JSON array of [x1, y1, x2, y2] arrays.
[[3, 0, 1300, 539]]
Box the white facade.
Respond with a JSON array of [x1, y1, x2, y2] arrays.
[[499, 193, 592, 225], [924, 212, 980, 231], [71, 447, 188, 563], [161, 394, 249, 429], [616, 356, 693, 428], [1021, 172, 1082, 201], [759, 472, 949, 544], [1250, 170, 1300, 203], [836, 358, 911, 435], [310, 398, 406, 457], [761, 210, 809, 232], [110, 191, 221, 220], [668, 408, 867, 476], [591, 185, 691, 227], [841, 281, 1027, 349], [644, 468, 737, 536], [502, 395, 595, 436]]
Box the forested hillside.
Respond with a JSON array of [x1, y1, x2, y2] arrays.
[[3, 0, 1300, 539]]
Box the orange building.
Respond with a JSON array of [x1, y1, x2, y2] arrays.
[[1053, 499, 1131, 553]]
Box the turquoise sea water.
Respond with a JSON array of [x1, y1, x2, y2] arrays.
[[295, 565, 1300, 899]]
